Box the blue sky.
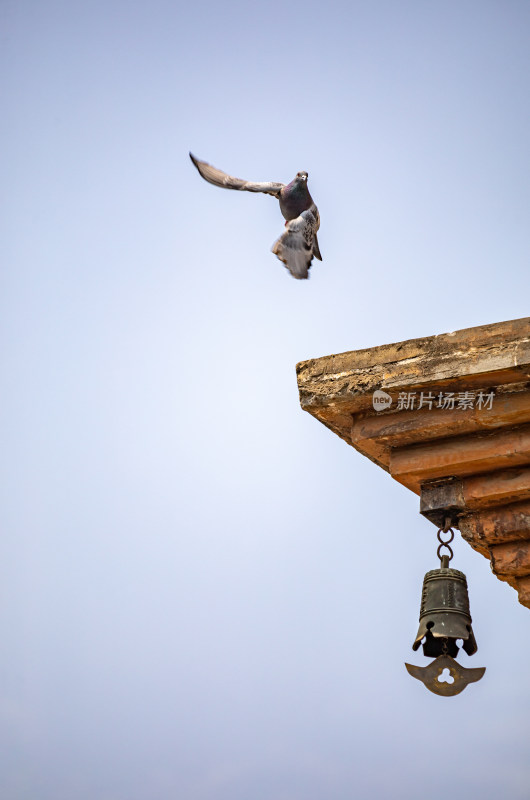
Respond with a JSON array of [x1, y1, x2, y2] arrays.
[[2, 2, 530, 798]]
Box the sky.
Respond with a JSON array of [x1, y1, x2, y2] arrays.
[[1, 1, 530, 798]]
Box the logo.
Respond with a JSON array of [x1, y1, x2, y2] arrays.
[[373, 389, 393, 411]]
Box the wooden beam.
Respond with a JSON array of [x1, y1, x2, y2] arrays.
[[298, 317, 530, 421], [390, 425, 530, 493], [490, 540, 530, 578]]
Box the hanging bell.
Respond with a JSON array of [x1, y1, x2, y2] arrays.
[[412, 554, 477, 658], [405, 527, 485, 696]]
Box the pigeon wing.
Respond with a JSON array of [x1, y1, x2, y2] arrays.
[[271, 204, 321, 280], [190, 153, 284, 197]]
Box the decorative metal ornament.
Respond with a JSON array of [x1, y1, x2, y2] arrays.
[[405, 522, 486, 696]]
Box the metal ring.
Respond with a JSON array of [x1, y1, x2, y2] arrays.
[[437, 542, 454, 561], [437, 527, 455, 545]]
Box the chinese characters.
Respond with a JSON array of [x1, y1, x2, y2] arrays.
[[395, 390, 495, 412]]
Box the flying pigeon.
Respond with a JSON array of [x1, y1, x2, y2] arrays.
[[189, 153, 322, 280]]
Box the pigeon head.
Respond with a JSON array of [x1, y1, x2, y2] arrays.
[[295, 171, 308, 183]]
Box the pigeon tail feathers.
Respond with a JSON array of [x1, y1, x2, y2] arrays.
[[312, 233, 322, 261], [271, 205, 320, 280]]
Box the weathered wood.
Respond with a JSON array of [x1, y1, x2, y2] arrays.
[[298, 317, 530, 427], [516, 576, 530, 607], [490, 540, 530, 578], [420, 479, 465, 528], [418, 468, 530, 528], [349, 390, 530, 478], [352, 389, 530, 448], [390, 424, 530, 493], [459, 501, 530, 548], [296, 318, 530, 609], [460, 466, 530, 509]]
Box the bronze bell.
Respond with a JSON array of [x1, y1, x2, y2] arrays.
[[405, 529, 485, 696], [412, 555, 477, 658]]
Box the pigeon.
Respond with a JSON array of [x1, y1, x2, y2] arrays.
[[189, 153, 322, 280]]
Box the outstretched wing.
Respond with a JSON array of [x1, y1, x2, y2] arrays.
[[271, 205, 321, 280], [190, 153, 284, 197]]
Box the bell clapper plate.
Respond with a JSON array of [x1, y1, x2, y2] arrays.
[[405, 654, 486, 696]]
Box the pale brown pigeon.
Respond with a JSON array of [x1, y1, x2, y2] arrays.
[[189, 153, 322, 280]]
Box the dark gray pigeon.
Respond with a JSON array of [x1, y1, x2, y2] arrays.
[[189, 153, 322, 280]]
